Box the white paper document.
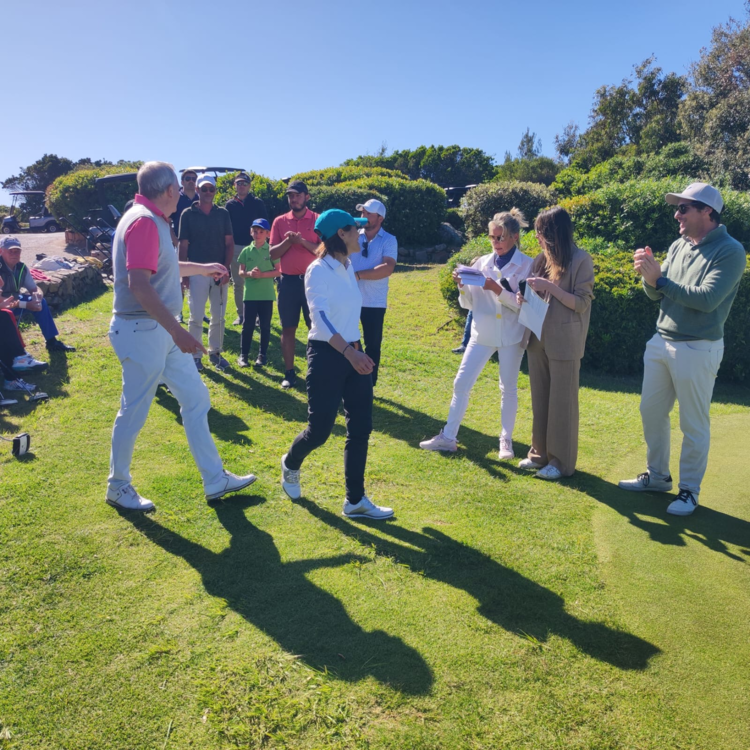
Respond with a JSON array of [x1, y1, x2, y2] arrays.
[[456, 264, 487, 287], [518, 285, 549, 340]]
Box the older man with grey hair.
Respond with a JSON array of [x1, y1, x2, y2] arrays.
[[107, 161, 257, 512]]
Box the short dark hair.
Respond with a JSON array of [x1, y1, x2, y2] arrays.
[[691, 200, 721, 223]]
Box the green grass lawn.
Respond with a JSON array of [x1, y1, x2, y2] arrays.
[[1, 265, 748, 749]]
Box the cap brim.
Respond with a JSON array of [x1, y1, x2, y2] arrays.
[[354, 217, 368, 227], [665, 192, 689, 205]]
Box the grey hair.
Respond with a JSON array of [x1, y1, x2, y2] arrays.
[[137, 161, 178, 200], [489, 207, 529, 240]]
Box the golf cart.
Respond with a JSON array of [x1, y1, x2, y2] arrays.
[[2, 191, 61, 234]]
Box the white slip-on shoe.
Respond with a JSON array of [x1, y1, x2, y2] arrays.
[[281, 454, 301, 500], [205, 470, 257, 502], [343, 496, 394, 520], [518, 458, 545, 469], [106, 484, 155, 512], [498, 437, 514, 460], [536, 464, 563, 481], [618, 471, 673, 493], [419, 431, 457, 452], [666, 489, 699, 516]]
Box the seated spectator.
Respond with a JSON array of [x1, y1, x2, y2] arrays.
[[0, 236, 75, 353], [0, 277, 48, 380]]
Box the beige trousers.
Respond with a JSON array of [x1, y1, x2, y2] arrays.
[[188, 274, 226, 357], [526, 335, 581, 476]]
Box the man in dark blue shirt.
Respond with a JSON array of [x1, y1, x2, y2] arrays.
[[225, 172, 268, 325], [171, 169, 199, 235]]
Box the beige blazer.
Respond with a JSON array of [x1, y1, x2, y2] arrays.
[[524, 247, 595, 360]]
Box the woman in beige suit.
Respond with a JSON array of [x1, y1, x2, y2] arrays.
[[517, 206, 594, 480]]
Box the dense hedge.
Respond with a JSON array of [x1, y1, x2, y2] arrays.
[[47, 163, 142, 223], [559, 178, 750, 252], [291, 166, 407, 186], [459, 181, 557, 238], [215, 171, 288, 221], [439, 238, 749, 383]]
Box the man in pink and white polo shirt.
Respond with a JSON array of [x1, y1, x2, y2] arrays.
[[269, 180, 319, 389], [107, 161, 257, 512]]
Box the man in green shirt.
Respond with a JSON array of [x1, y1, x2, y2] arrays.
[[619, 182, 746, 516]]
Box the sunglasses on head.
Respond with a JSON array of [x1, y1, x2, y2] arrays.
[[676, 203, 699, 214], [200, 186, 216, 193]]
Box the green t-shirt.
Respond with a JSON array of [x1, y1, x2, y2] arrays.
[[238, 242, 279, 301]]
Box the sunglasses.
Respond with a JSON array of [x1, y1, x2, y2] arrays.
[[489, 234, 505, 241], [182, 175, 197, 182], [200, 186, 216, 193], [235, 181, 249, 186], [676, 203, 698, 214], [361, 235, 369, 258]]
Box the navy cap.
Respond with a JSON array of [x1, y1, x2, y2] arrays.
[[0, 236, 22, 251], [234, 172, 251, 183], [251, 218, 271, 230], [286, 180, 309, 194], [315, 209, 367, 240]]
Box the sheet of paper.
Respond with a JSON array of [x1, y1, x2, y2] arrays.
[[456, 264, 488, 287], [518, 284, 549, 339]]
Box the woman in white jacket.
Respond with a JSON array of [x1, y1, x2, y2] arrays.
[[420, 208, 533, 459]]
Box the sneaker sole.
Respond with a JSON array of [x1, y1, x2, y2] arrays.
[[618, 482, 673, 493], [419, 444, 457, 452], [281, 482, 301, 500], [666, 505, 697, 517], [105, 497, 155, 512], [206, 475, 257, 502], [343, 509, 394, 520]]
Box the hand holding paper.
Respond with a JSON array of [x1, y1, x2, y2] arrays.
[[518, 283, 549, 340]]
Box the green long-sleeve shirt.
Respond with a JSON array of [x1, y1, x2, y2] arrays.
[[643, 224, 747, 341]]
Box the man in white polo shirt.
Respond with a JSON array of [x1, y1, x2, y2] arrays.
[[349, 199, 397, 387]]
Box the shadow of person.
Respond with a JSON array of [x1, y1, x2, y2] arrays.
[[123, 497, 433, 696], [293, 498, 661, 671], [569, 470, 750, 563]]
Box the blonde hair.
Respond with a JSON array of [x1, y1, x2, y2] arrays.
[[488, 207, 528, 243]]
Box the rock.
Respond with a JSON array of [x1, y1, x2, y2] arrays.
[[415, 250, 429, 263], [438, 222, 464, 247], [432, 251, 450, 263], [434, 243, 447, 252]]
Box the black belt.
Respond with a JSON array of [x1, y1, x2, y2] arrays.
[[281, 272, 305, 280]]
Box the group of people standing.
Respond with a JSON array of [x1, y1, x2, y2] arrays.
[[97, 161, 745, 522]]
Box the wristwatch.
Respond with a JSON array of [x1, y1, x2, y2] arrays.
[[655, 277, 668, 290]]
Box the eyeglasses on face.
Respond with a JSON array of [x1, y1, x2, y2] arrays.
[[676, 203, 698, 215], [182, 175, 197, 182], [200, 186, 216, 193], [235, 181, 249, 186], [489, 234, 506, 241]]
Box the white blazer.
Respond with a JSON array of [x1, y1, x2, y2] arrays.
[[458, 249, 533, 347]]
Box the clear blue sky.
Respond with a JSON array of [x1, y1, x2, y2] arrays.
[[1, 0, 745, 204]]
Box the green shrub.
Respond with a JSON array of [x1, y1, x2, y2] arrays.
[[307, 176, 445, 247], [215, 171, 288, 221], [438, 240, 749, 383], [459, 181, 557, 238], [560, 178, 750, 252], [444, 208, 465, 232], [47, 163, 142, 222], [291, 166, 407, 186]]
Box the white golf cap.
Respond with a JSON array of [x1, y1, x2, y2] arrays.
[[356, 199, 386, 218], [665, 182, 723, 214], [196, 173, 216, 188]]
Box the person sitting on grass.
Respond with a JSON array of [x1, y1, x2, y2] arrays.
[[420, 209, 533, 460], [237, 218, 280, 368], [0, 236, 75, 353]]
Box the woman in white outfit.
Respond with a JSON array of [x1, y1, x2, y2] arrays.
[[420, 208, 533, 459]]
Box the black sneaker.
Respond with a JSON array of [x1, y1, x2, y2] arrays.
[[281, 369, 296, 388], [255, 354, 267, 367], [46, 338, 76, 352]]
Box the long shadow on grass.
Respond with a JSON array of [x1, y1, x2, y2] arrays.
[[125, 498, 433, 695], [372, 396, 519, 481], [571, 470, 750, 563], [294, 498, 661, 671]]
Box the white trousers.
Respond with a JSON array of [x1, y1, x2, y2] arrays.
[[108, 316, 224, 492], [640, 333, 724, 495], [231, 244, 245, 319], [188, 275, 226, 356], [444, 339, 525, 441]]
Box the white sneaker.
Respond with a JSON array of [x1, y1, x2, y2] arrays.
[[518, 458, 545, 469], [343, 496, 394, 520], [205, 470, 257, 502], [498, 437, 514, 460], [667, 489, 699, 516], [3, 379, 37, 392], [106, 484, 155, 512], [536, 464, 563, 480], [12, 354, 48, 372], [618, 471, 673, 493], [419, 430, 457, 452], [281, 454, 301, 499]]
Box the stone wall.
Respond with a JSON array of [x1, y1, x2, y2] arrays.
[[396, 222, 464, 265], [35, 264, 106, 311]]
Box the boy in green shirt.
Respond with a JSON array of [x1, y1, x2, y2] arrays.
[[237, 219, 280, 367]]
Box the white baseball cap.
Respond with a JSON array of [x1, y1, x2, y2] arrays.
[[356, 199, 386, 218], [197, 173, 216, 188], [665, 182, 723, 214]]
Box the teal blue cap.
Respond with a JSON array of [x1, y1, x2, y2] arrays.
[[315, 209, 367, 240]]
